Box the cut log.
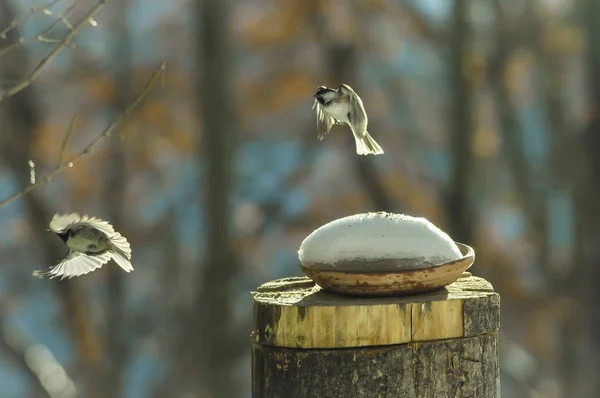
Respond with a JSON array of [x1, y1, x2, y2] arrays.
[[251, 275, 500, 397]]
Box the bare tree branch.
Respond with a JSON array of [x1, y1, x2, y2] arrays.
[[0, 0, 109, 102], [37, 0, 82, 40], [0, 62, 166, 208], [57, 112, 77, 169], [0, 0, 65, 39], [0, 0, 81, 60]]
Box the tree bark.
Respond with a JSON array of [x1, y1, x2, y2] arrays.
[[252, 276, 500, 397]]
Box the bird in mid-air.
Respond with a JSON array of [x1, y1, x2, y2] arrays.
[[33, 213, 133, 280], [312, 84, 384, 155]]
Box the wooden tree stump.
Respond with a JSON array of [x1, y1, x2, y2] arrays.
[[251, 274, 500, 398]]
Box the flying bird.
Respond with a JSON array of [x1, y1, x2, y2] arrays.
[[33, 213, 133, 280], [312, 84, 384, 155]]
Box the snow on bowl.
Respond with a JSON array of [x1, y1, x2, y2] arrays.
[[299, 212, 462, 272], [297, 212, 475, 296]]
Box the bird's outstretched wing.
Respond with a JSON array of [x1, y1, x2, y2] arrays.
[[33, 250, 112, 280], [348, 92, 369, 138], [49, 213, 116, 236], [313, 100, 335, 141]]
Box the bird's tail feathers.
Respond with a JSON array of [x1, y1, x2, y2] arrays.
[[354, 132, 384, 155], [110, 247, 133, 272]]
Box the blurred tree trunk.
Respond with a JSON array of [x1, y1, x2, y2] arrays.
[[446, 0, 475, 243], [98, 0, 133, 396], [580, 0, 600, 396], [309, 1, 394, 212], [328, 45, 394, 211], [527, 2, 593, 394], [0, 0, 101, 393], [193, 0, 241, 396], [488, 2, 550, 268]]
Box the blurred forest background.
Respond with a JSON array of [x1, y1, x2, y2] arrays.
[[0, 0, 599, 397]]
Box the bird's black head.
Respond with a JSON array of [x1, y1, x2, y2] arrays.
[[313, 86, 338, 105], [314, 85, 335, 97], [56, 230, 70, 243]]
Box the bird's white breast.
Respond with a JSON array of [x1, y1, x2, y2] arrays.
[[323, 102, 350, 123], [67, 234, 107, 253]]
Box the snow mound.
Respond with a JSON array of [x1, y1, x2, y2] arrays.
[[298, 212, 463, 272]]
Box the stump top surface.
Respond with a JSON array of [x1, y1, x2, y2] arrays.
[[252, 274, 494, 306], [252, 275, 499, 348]]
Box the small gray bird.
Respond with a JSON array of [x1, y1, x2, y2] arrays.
[[313, 84, 384, 155], [33, 213, 133, 280]]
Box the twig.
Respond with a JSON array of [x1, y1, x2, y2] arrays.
[[0, 0, 64, 39], [0, 62, 166, 208], [0, 37, 30, 59], [0, 0, 110, 102], [57, 111, 77, 168], [44, 6, 76, 34], [0, 0, 81, 59]]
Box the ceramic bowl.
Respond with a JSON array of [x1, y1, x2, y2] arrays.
[[300, 242, 475, 296]]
